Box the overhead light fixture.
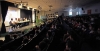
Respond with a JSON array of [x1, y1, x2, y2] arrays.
[[18, 5, 22, 8], [56, 15, 58, 17], [27, 7, 30, 10], [14, 0, 32, 10], [48, 5, 53, 11], [38, 6, 42, 9]]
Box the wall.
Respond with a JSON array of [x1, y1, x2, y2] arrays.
[[80, 2, 100, 14], [64, 2, 100, 16], [37, 11, 67, 19], [35, 11, 67, 23], [20, 9, 32, 22], [64, 9, 80, 16], [36, 11, 46, 23], [45, 11, 66, 16]]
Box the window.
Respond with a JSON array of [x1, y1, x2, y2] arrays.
[[76, 12, 79, 15], [69, 11, 72, 16]]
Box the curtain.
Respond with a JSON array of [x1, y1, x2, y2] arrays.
[[1, 1, 8, 33]]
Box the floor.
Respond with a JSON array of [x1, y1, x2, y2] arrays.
[[0, 23, 35, 41]]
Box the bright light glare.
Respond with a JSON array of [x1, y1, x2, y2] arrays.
[[76, 12, 78, 15], [69, 11, 72, 15], [5, 7, 20, 26]]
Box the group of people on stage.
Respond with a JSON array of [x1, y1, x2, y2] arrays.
[[9, 18, 29, 31]]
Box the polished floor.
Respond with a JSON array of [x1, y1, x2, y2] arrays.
[[0, 23, 35, 41]]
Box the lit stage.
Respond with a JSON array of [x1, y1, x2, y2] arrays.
[[6, 23, 35, 32], [4, 6, 35, 33]]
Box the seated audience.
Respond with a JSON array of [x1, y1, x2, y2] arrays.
[[13, 34, 18, 39], [39, 41, 47, 50], [32, 45, 41, 51], [64, 45, 71, 51], [4, 34, 13, 43], [22, 36, 29, 45], [0, 40, 4, 46]]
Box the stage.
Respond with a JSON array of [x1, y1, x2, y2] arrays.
[[6, 23, 35, 32], [0, 23, 35, 41]]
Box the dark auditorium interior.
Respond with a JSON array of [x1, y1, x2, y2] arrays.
[[0, 0, 100, 51]]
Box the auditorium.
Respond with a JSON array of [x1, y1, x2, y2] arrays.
[[0, 0, 100, 51]]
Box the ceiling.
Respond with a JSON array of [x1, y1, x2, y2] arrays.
[[5, 0, 100, 12]]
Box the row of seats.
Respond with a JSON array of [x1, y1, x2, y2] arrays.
[[0, 23, 47, 51], [46, 15, 100, 51], [46, 16, 67, 51], [16, 18, 58, 51], [63, 15, 100, 51]]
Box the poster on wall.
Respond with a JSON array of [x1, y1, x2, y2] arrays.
[[87, 9, 91, 15]]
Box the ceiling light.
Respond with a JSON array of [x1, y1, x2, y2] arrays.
[[27, 7, 30, 10], [18, 5, 22, 8], [48, 5, 53, 11], [14, 1, 31, 10]]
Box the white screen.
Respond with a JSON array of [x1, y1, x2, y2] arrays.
[[5, 7, 20, 26]]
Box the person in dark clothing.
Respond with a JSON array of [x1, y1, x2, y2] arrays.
[[39, 41, 47, 50], [63, 32, 70, 43], [0, 40, 4, 46], [4, 35, 13, 43], [43, 38, 50, 44], [13, 34, 18, 39], [32, 45, 41, 51], [67, 34, 77, 51], [64, 45, 71, 51], [22, 36, 29, 45]]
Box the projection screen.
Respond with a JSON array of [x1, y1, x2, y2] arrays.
[[4, 6, 20, 26]]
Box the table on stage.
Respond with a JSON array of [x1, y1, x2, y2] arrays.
[[16, 20, 30, 27]]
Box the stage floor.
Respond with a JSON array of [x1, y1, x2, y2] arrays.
[[0, 23, 35, 41], [6, 23, 35, 32]]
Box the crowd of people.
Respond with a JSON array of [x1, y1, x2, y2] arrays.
[[0, 14, 100, 51], [62, 15, 100, 51], [0, 19, 55, 51]]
